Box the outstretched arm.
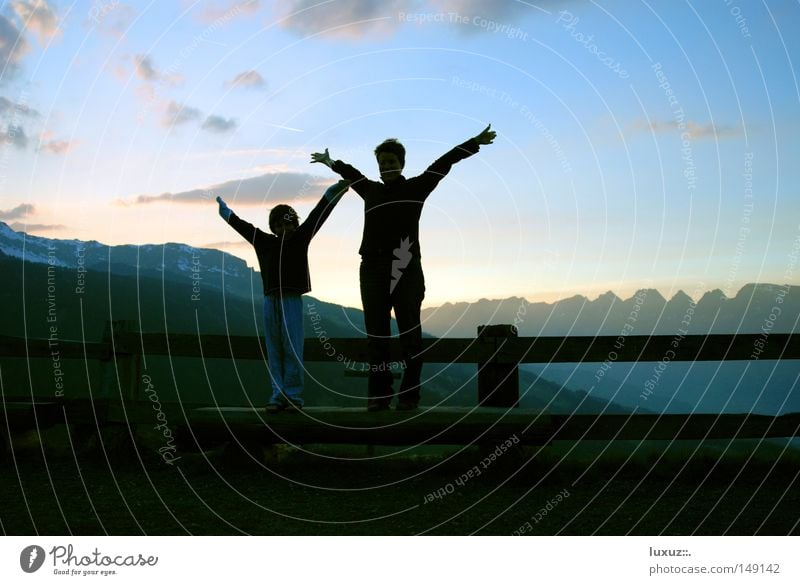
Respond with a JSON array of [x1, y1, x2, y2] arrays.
[[299, 180, 351, 240], [474, 124, 496, 146], [311, 148, 370, 196], [418, 124, 496, 195], [310, 149, 334, 169], [216, 195, 258, 243], [216, 196, 232, 221]]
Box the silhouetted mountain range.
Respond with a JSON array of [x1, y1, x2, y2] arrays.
[[2, 222, 796, 414], [415, 282, 798, 415], [420, 286, 798, 338]]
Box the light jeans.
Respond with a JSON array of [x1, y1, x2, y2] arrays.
[[263, 293, 304, 405]]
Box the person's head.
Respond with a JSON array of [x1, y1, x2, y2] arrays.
[[374, 138, 405, 183], [269, 204, 299, 236]]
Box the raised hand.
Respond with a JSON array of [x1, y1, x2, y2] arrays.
[[216, 196, 232, 221], [324, 179, 351, 202], [474, 124, 496, 145], [310, 148, 333, 168]]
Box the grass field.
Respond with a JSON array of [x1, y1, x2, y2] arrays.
[[2, 427, 799, 536]]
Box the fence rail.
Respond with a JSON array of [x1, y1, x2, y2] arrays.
[[2, 322, 799, 445], [4, 331, 797, 362]]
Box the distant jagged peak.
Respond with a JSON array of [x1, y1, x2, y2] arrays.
[[459, 296, 531, 308], [699, 288, 728, 303], [735, 282, 789, 299], [626, 288, 666, 304], [593, 290, 621, 304], [669, 289, 694, 303], [551, 293, 590, 308]]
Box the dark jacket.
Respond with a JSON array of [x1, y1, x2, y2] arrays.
[[331, 138, 480, 261], [226, 185, 342, 295]]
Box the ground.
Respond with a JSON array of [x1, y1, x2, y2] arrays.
[[2, 430, 798, 535]]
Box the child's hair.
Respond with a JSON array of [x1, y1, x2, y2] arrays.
[[269, 204, 299, 234], [374, 138, 405, 167]]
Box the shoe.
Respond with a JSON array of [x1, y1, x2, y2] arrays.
[[265, 402, 285, 414], [285, 400, 303, 413], [366, 399, 391, 412], [395, 401, 419, 412]]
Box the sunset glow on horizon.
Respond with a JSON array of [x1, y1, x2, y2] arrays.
[[2, 1, 798, 309]]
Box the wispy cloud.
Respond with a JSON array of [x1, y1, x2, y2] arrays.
[[1, 203, 65, 232], [274, 0, 539, 40], [226, 70, 266, 89], [0, 14, 30, 79], [130, 53, 183, 86], [684, 121, 740, 139], [121, 171, 329, 206], [0, 96, 39, 118], [201, 239, 252, 250], [0, 202, 35, 220], [11, 0, 61, 44], [0, 1, 62, 82], [133, 54, 159, 81], [274, 0, 403, 40], [10, 221, 65, 232], [194, 0, 261, 24], [431, 0, 535, 31], [87, 1, 136, 39], [38, 138, 73, 154], [202, 114, 237, 133], [628, 118, 741, 140], [162, 100, 202, 127], [0, 124, 28, 148]]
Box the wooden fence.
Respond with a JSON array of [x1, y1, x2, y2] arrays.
[[1, 320, 799, 447]]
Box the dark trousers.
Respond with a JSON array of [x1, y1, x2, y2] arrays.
[[359, 258, 425, 404]]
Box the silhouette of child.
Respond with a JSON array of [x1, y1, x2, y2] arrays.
[[311, 125, 496, 411], [216, 180, 349, 412]]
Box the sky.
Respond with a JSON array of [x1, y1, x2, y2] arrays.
[[0, 0, 798, 309]]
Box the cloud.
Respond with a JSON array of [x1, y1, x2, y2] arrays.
[[201, 240, 253, 250], [0, 14, 30, 78], [0, 95, 39, 118], [11, 0, 61, 44], [162, 100, 202, 127], [9, 221, 65, 232], [0, 202, 35, 220], [123, 172, 329, 206], [0, 124, 28, 148], [39, 138, 73, 154], [1, 1, 62, 82], [195, 0, 261, 24], [1, 202, 66, 232], [133, 54, 159, 81], [202, 114, 237, 133], [431, 0, 534, 26], [226, 70, 266, 89], [683, 121, 740, 139], [87, 1, 136, 39], [273, 0, 542, 40], [273, 0, 407, 40], [629, 118, 741, 140]]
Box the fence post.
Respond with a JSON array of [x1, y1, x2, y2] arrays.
[[477, 324, 519, 407], [100, 320, 141, 403]]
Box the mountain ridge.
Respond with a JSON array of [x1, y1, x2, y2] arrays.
[[4, 221, 789, 314]]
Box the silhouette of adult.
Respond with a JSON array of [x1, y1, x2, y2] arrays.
[[312, 125, 496, 411]]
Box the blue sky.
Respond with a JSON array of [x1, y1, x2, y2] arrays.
[[0, 0, 798, 308]]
